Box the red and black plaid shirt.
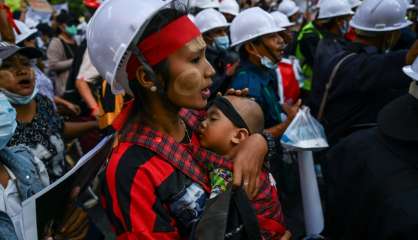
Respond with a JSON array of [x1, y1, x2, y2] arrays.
[[104, 108, 284, 239]]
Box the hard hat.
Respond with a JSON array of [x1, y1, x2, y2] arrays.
[[278, 0, 300, 17], [194, 0, 220, 9], [347, 0, 362, 9], [350, 0, 412, 32], [403, 57, 418, 81], [271, 11, 295, 28], [317, 0, 354, 20], [230, 7, 284, 47], [83, 0, 101, 9], [87, 0, 173, 95], [195, 8, 229, 33], [219, 0, 240, 16], [188, 14, 196, 23], [13, 20, 38, 44]]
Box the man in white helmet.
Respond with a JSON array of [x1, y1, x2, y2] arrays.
[[325, 57, 418, 239], [219, 0, 240, 22], [309, 0, 418, 145], [295, 0, 353, 97], [194, 8, 240, 99]]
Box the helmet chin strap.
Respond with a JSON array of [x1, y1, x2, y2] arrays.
[[131, 46, 165, 95]]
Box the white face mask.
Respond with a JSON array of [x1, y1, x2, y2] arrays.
[[340, 20, 350, 35], [1, 86, 38, 105], [260, 56, 277, 69], [0, 93, 17, 150]]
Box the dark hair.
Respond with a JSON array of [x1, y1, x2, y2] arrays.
[[128, 7, 187, 113], [239, 37, 262, 59]]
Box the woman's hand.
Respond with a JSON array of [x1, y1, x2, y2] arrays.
[[226, 133, 267, 199], [280, 231, 292, 240]]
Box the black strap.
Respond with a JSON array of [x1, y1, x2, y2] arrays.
[[232, 188, 262, 240], [317, 52, 357, 120]]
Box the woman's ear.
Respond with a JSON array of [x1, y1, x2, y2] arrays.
[[231, 128, 250, 145], [135, 65, 155, 89]]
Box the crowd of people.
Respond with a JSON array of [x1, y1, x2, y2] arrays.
[[0, 0, 418, 239]]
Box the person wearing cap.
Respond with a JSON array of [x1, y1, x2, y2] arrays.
[[47, 10, 79, 97], [229, 7, 301, 138], [219, 0, 239, 22], [0, 91, 49, 240], [194, 8, 239, 99], [278, 0, 301, 28], [309, 0, 418, 145], [324, 57, 418, 239], [0, 42, 98, 182], [295, 0, 354, 97], [87, 1, 276, 238], [13, 20, 82, 116]]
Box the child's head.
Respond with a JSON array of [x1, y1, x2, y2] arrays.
[[199, 95, 264, 155]]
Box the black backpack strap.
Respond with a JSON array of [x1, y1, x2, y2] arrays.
[[232, 188, 262, 240]]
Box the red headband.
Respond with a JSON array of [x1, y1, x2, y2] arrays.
[[126, 16, 201, 80]]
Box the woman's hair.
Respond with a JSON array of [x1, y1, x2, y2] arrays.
[[128, 6, 187, 113]]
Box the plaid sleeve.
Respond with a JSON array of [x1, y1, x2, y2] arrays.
[[179, 108, 207, 131]]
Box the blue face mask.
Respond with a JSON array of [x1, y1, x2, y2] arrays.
[[260, 56, 277, 69], [0, 93, 17, 150], [340, 20, 350, 35], [213, 35, 230, 50], [1, 87, 38, 105], [65, 25, 78, 37]]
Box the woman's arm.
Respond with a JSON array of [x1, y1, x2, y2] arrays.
[[0, 2, 15, 43], [63, 121, 98, 140]]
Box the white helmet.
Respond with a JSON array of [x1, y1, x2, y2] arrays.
[[195, 8, 229, 33], [317, 0, 354, 20], [347, 0, 362, 9], [403, 57, 418, 81], [271, 11, 295, 28], [13, 20, 38, 44], [87, 0, 173, 95], [194, 0, 219, 9], [230, 7, 284, 47], [278, 0, 300, 17], [350, 0, 412, 32], [219, 0, 239, 16]]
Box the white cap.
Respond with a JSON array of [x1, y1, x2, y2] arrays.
[[317, 0, 354, 20], [271, 11, 295, 28], [403, 57, 418, 81], [230, 7, 284, 47], [195, 8, 229, 33], [13, 20, 38, 44], [87, 0, 173, 95], [350, 0, 412, 32], [194, 0, 220, 9], [278, 0, 300, 17], [219, 0, 240, 16]]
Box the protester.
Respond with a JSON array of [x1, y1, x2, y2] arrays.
[[229, 7, 300, 138], [0, 42, 98, 181], [47, 10, 78, 97], [199, 95, 291, 239], [0, 91, 49, 240], [309, 0, 418, 145], [194, 8, 239, 99], [14, 20, 81, 116], [219, 0, 240, 22], [88, 0, 276, 238], [325, 57, 418, 239], [277, 0, 301, 28]]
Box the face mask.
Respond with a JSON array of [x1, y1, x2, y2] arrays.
[[1, 87, 38, 105], [340, 20, 350, 35], [213, 35, 230, 50], [0, 94, 17, 150], [260, 56, 277, 69], [65, 25, 77, 37]]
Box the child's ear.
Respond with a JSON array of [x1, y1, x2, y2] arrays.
[[231, 128, 250, 145]]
